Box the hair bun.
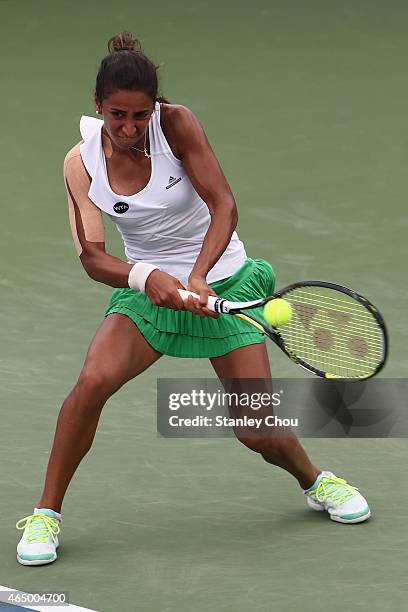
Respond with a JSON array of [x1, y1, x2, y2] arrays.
[[108, 32, 141, 54]]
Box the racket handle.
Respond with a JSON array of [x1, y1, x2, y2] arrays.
[[178, 289, 218, 312]]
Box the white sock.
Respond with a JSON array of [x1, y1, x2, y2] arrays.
[[34, 507, 62, 522]]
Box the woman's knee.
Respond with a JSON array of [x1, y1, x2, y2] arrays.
[[234, 428, 269, 454], [68, 370, 117, 409], [235, 431, 295, 457]]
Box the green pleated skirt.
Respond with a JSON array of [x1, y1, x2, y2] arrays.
[[104, 258, 275, 358]]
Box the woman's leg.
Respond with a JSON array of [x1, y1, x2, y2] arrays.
[[37, 314, 162, 512], [210, 343, 320, 490]]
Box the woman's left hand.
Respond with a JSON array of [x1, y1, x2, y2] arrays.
[[185, 274, 219, 318]]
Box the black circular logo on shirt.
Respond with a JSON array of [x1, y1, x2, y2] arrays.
[[113, 202, 129, 214]]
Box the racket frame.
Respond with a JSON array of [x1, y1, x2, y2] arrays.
[[216, 281, 388, 381]]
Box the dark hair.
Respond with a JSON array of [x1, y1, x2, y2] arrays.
[[95, 32, 169, 103]]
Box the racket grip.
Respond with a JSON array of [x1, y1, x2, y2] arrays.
[[178, 289, 218, 312]]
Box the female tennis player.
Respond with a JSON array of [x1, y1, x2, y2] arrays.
[[16, 32, 370, 565]]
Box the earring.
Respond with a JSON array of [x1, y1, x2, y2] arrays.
[[96, 109, 101, 114]]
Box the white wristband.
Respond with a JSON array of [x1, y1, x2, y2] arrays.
[[128, 262, 161, 293]]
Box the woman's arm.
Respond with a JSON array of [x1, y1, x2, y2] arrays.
[[63, 145, 187, 310], [161, 105, 239, 304], [64, 146, 134, 287]]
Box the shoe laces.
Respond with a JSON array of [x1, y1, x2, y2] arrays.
[[16, 513, 60, 544], [312, 475, 359, 505]]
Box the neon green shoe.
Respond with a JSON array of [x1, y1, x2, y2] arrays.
[[16, 509, 61, 565], [304, 471, 371, 524]]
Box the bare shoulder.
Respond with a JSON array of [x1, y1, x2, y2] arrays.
[[161, 103, 202, 132], [160, 104, 206, 157], [161, 103, 197, 121], [64, 141, 82, 167], [63, 141, 89, 182]]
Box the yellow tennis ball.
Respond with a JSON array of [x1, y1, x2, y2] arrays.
[[263, 299, 292, 327]]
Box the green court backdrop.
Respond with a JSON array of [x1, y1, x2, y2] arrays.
[[0, 1, 407, 611]]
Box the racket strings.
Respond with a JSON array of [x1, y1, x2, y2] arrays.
[[285, 312, 381, 339], [285, 313, 380, 353], [274, 287, 384, 378], [289, 294, 375, 322]]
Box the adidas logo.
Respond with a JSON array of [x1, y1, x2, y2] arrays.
[[166, 175, 182, 189]]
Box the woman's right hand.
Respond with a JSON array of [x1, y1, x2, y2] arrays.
[[145, 270, 186, 309]]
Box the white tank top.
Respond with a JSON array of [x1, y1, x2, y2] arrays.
[[79, 103, 247, 286]]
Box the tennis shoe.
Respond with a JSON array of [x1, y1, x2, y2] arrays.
[[304, 471, 371, 524], [16, 508, 61, 565]]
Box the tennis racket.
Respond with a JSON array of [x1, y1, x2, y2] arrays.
[[178, 281, 388, 381]]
